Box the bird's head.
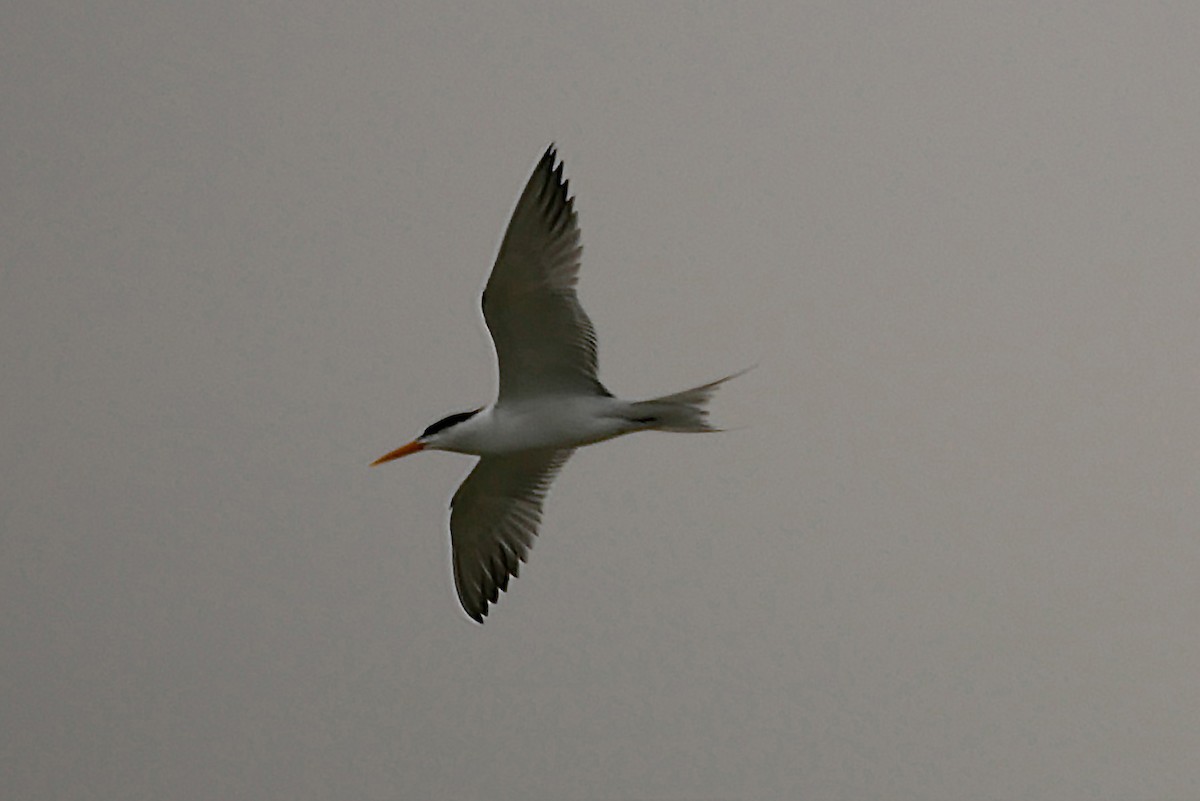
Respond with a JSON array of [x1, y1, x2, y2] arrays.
[[370, 408, 482, 465]]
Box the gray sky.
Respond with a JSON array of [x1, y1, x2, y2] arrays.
[[4, 2, 1199, 799]]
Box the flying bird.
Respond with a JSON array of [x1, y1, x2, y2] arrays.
[[372, 145, 743, 622]]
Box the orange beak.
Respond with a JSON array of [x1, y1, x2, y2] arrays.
[[370, 439, 426, 466]]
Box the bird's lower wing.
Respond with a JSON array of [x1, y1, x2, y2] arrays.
[[449, 448, 574, 622]]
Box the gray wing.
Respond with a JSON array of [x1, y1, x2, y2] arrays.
[[483, 145, 608, 402], [449, 448, 574, 622]]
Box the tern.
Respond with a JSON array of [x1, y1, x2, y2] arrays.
[[372, 145, 743, 622]]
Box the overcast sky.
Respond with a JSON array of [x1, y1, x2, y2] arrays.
[[4, 3, 1200, 799]]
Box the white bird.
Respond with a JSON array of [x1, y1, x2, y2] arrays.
[[372, 145, 743, 622]]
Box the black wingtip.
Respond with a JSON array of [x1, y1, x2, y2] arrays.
[[544, 143, 567, 174]]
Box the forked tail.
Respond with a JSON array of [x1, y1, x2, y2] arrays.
[[628, 367, 751, 432]]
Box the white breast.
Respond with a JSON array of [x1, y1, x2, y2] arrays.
[[441, 395, 643, 455]]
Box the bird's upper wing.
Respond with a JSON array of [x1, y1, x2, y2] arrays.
[[449, 448, 574, 622], [482, 146, 607, 402]]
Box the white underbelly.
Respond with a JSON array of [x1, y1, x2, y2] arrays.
[[459, 396, 639, 454]]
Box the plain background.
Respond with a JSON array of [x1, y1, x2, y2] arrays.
[[4, 3, 1199, 799]]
